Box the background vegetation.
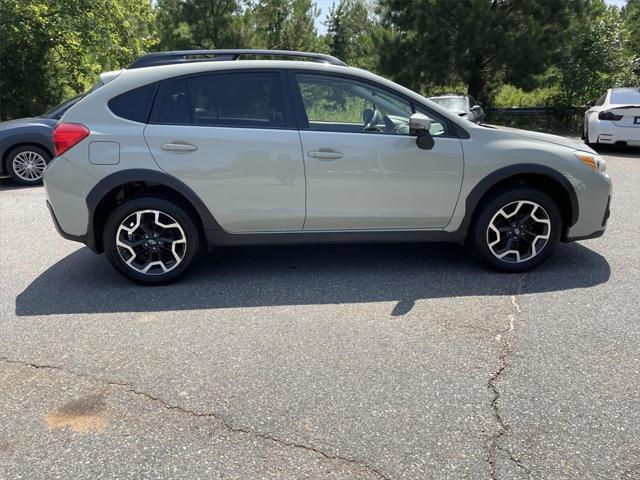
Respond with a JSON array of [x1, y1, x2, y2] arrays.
[[1, 0, 638, 120]]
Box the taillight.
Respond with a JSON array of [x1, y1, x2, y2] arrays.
[[598, 111, 623, 121], [53, 123, 89, 156]]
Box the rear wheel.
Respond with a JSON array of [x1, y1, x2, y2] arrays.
[[7, 145, 50, 185], [103, 197, 200, 285], [472, 187, 562, 272]]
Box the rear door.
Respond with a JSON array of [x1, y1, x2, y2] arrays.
[[144, 70, 305, 232], [291, 71, 464, 231]]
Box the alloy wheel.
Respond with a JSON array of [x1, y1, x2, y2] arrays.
[[116, 210, 187, 275], [12, 151, 47, 182], [486, 200, 551, 264]]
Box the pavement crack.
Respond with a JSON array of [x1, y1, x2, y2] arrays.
[[485, 273, 531, 480], [0, 356, 390, 480]]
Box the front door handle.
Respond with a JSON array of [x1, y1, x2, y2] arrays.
[[161, 142, 198, 152], [307, 149, 343, 160]]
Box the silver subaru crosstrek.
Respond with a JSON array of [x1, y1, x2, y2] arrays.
[[44, 49, 612, 284]]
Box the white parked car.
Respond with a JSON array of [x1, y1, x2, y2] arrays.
[[583, 87, 640, 147]]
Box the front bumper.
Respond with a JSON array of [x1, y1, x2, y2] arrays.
[[565, 169, 612, 241]]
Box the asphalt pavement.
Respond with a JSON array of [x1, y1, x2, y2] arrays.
[[0, 145, 638, 479]]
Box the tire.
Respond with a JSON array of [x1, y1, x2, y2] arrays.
[[103, 197, 201, 285], [584, 119, 596, 147], [471, 187, 562, 273], [6, 145, 51, 185]]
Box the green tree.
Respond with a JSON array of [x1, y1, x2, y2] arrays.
[[556, 0, 637, 106], [622, 0, 640, 78], [375, 0, 588, 101], [0, 0, 157, 120], [155, 0, 249, 49], [248, 0, 321, 51], [324, 0, 376, 68]]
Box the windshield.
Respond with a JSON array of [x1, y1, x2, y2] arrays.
[[41, 80, 104, 118], [430, 96, 467, 112], [610, 89, 640, 105]]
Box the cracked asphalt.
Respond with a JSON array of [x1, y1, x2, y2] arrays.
[[0, 144, 638, 479]]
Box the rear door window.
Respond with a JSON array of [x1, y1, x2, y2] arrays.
[[150, 72, 286, 128]]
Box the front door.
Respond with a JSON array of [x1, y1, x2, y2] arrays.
[[144, 70, 305, 233], [292, 72, 464, 231]]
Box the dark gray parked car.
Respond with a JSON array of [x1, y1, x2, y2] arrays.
[[0, 76, 111, 185], [429, 94, 486, 124]]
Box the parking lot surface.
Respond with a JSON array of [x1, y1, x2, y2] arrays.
[[0, 145, 638, 479]]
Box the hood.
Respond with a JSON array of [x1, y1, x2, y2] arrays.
[[0, 117, 57, 131], [483, 124, 595, 153]]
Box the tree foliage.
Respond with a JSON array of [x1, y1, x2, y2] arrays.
[[155, 0, 249, 49], [1, 0, 639, 121], [555, 0, 638, 106], [249, 0, 320, 50], [0, 0, 157, 119], [375, 0, 589, 101], [156, 0, 320, 51], [623, 0, 640, 76], [324, 0, 376, 68]]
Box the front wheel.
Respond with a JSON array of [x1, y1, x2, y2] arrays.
[[472, 187, 562, 272], [103, 197, 200, 285]]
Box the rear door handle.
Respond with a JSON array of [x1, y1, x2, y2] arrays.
[[307, 149, 343, 160], [161, 142, 198, 152]]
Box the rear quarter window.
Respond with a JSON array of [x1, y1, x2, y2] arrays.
[[108, 82, 158, 123]]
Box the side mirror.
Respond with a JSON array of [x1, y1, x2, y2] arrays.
[[587, 99, 596, 107], [470, 105, 481, 112], [409, 113, 434, 150]]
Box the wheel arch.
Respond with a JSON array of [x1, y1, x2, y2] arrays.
[[86, 169, 222, 253], [459, 164, 579, 242]]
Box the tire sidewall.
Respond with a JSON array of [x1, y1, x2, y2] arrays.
[[103, 197, 200, 285], [473, 187, 562, 272], [7, 145, 51, 186]]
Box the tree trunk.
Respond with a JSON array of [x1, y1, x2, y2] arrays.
[[467, 73, 485, 99]]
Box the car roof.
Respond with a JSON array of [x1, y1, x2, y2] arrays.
[[611, 87, 639, 92], [429, 93, 467, 98]]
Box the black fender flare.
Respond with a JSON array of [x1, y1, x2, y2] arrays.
[[455, 163, 579, 240], [86, 169, 222, 251]]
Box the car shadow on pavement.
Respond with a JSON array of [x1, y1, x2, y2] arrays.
[[591, 144, 640, 158], [0, 177, 42, 191], [15, 241, 610, 317]]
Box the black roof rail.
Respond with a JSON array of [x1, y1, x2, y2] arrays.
[[128, 49, 348, 69]]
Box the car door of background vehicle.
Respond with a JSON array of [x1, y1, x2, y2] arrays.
[[144, 70, 305, 233], [292, 72, 464, 231]]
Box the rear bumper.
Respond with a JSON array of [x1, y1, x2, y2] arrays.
[[47, 200, 98, 252], [595, 125, 640, 146]]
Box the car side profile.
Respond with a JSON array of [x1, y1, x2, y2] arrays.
[[429, 93, 486, 124], [44, 50, 612, 284], [583, 87, 640, 147], [0, 74, 116, 185]]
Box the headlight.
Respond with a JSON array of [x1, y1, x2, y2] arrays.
[[575, 151, 606, 174]]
